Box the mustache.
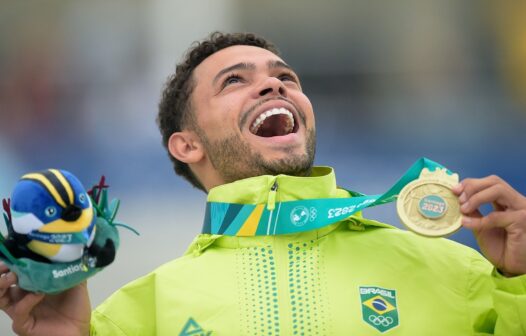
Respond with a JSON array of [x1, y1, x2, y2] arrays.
[[238, 97, 306, 130]]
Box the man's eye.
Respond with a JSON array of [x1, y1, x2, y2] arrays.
[[279, 73, 297, 83], [223, 74, 243, 87]]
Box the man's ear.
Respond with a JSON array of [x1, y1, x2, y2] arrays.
[[168, 131, 204, 164]]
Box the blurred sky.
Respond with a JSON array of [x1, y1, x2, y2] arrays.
[[1, 0, 526, 333]]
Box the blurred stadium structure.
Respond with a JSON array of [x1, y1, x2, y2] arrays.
[[1, 0, 525, 333]]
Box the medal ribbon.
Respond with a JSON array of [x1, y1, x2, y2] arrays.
[[201, 157, 452, 236]]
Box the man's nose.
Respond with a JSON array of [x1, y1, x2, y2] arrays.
[[258, 77, 286, 97]]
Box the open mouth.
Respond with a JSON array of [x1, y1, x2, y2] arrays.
[[249, 107, 299, 137]]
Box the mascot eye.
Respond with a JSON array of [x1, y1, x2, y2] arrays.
[[79, 193, 87, 204], [44, 206, 57, 217]]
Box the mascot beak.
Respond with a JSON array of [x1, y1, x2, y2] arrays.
[[39, 207, 94, 233], [61, 204, 82, 221]]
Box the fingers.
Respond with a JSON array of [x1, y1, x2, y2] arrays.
[[459, 184, 508, 214], [0, 262, 17, 289], [0, 264, 45, 334], [462, 209, 526, 231], [456, 175, 526, 212], [9, 291, 45, 336], [0, 271, 17, 289], [0, 261, 9, 274], [0, 264, 22, 319], [452, 176, 496, 196], [11, 292, 44, 326], [0, 271, 17, 309]]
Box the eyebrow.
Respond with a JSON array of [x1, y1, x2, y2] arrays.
[[267, 60, 292, 71]]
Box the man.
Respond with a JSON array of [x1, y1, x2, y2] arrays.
[[1, 32, 525, 335]]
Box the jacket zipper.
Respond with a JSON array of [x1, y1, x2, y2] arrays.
[[267, 181, 278, 211]]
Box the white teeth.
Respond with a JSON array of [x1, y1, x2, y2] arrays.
[[250, 107, 295, 134]]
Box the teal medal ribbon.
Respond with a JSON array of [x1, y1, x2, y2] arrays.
[[202, 158, 452, 236]]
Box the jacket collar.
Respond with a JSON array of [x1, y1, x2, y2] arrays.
[[186, 167, 394, 254], [207, 166, 346, 204]]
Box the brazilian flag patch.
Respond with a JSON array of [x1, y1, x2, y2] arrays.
[[359, 286, 399, 333]]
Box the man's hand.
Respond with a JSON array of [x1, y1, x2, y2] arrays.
[[0, 262, 90, 336], [452, 175, 526, 277]]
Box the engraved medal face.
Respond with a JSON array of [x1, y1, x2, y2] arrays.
[[396, 168, 461, 237]]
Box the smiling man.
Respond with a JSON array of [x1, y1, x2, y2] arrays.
[[1, 32, 526, 336], [159, 38, 316, 191]]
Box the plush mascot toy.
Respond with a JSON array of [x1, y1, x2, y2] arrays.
[[0, 170, 137, 294]]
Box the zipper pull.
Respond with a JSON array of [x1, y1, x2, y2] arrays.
[[267, 181, 278, 211]]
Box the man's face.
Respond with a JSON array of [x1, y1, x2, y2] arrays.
[[190, 45, 316, 184]]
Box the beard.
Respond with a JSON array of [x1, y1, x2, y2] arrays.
[[197, 128, 316, 184]]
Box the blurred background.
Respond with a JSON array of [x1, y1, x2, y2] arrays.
[[1, 0, 525, 332]]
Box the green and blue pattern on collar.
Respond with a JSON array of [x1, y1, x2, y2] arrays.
[[202, 158, 452, 236]]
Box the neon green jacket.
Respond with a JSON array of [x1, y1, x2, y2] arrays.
[[91, 167, 526, 335]]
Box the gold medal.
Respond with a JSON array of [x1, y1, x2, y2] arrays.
[[396, 168, 461, 237]]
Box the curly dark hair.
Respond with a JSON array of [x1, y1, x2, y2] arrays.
[[157, 32, 280, 192]]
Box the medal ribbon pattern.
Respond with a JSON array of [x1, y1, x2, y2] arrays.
[[202, 158, 456, 237]]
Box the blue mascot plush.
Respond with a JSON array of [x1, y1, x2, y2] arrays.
[[0, 170, 136, 294]]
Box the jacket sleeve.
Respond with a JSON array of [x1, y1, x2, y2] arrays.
[[90, 310, 128, 336], [467, 250, 526, 335], [90, 273, 157, 336], [491, 269, 526, 335]]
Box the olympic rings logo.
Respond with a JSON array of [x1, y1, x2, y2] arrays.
[[368, 315, 394, 327], [309, 207, 317, 221]]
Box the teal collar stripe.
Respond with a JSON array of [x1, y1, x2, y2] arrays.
[[202, 158, 450, 236]]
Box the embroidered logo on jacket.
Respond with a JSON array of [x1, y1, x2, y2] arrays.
[[359, 286, 399, 333], [179, 317, 212, 336]]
